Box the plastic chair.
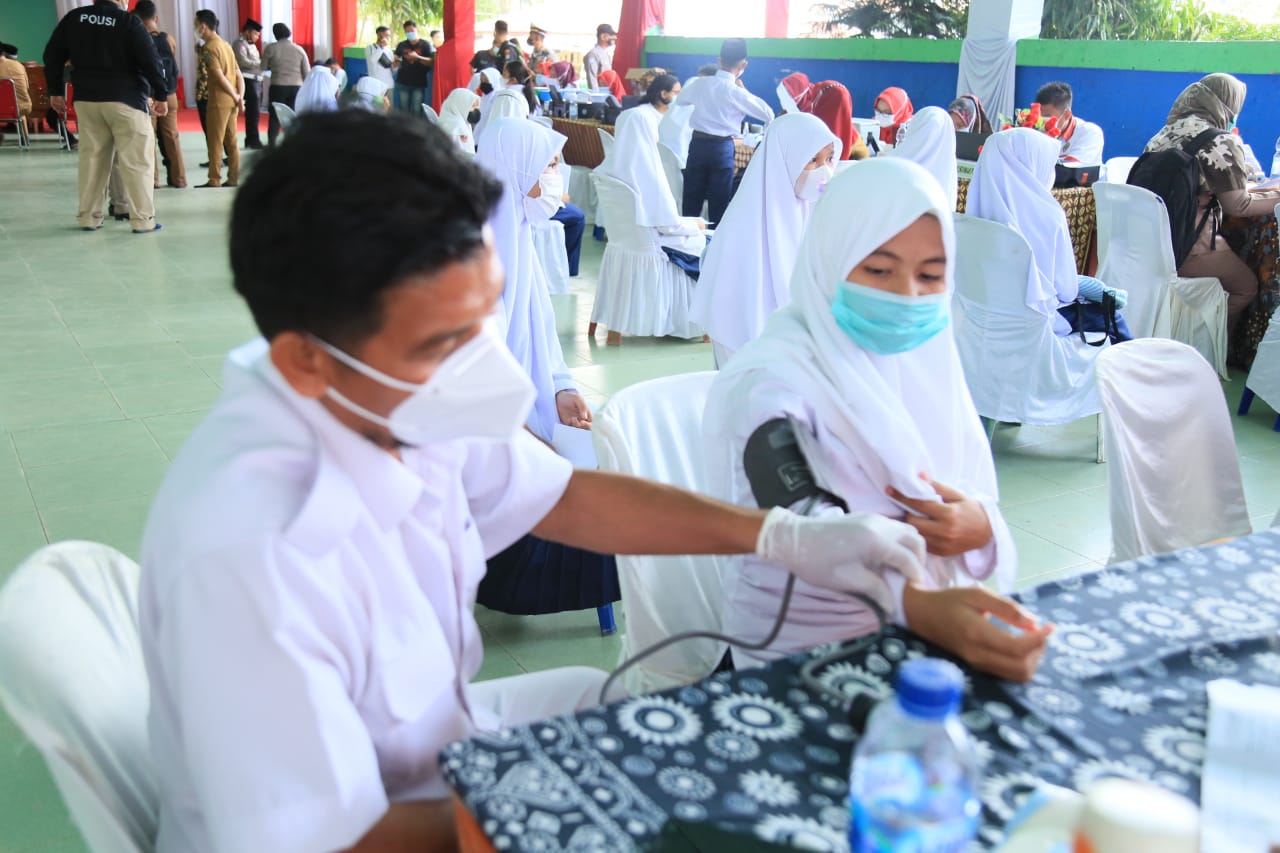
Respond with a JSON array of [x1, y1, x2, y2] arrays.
[[658, 143, 684, 205], [596, 126, 614, 165], [950, 215, 1107, 459], [1093, 182, 1174, 339], [272, 102, 297, 132], [1238, 304, 1280, 431], [0, 79, 29, 149], [589, 173, 702, 342], [59, 83, 77, 151], [421, 103, 438, 123], [0, 542, 157, 853], [592, 372, 726, 694], [529, 115, 553, 129], [1104, 155, 1138, 184], [1097, 340, 1251, 562]]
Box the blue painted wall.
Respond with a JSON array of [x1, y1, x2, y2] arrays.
[[648, 49, 1280, 164]]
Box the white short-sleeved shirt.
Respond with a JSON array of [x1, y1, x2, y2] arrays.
[[680, 70, 775, 138], [1061, 117, 1104, 167], [139, 339, 573, 853]]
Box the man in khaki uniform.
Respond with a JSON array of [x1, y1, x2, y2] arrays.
[[133, 2, 185, 188], [43, 0, 169, 233], [195, 9, 243, 188]]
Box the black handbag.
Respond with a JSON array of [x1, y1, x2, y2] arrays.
[[1061, 292, 1132, 347]]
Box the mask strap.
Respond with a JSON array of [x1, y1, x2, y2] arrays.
[[324, 386, 398, 431], [311, 337, 420, 393]]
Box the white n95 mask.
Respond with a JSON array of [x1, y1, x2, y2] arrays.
[[523, 170, 564, 223], [315, 323, 536, 446], [794, 163, 835, 201]]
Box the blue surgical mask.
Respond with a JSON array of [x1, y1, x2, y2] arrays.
[[406, 30, 419, 42], [831, 281, 949, 355]]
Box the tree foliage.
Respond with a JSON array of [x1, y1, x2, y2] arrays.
[[819, 0, 968, 39], [357, 0, 443, 30], [1040, 0, 1207, 40]]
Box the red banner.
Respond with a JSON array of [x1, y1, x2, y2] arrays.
[[613, 0, 665, 81], [237, 0, 262, 30], [432, 0, 476, 111], [332, 0, 357, 64], [292, 0, 314, 62], [765, 0, 789, 37]]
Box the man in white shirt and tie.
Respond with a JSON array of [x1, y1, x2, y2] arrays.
[[139, 110, 934, 851], [677, 38, 773, 225]]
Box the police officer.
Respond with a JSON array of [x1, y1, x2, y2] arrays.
[[43, 0, 168, 234]]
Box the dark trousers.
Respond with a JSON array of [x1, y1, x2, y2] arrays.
[[553, 202, 586, 277], [682, 135, 735, 225], [479, 534, 619, 615], [196, 98, 207, 133], [267, 85, 299, 146], [243, 78, 261, 146]]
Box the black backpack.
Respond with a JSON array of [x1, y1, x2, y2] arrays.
[[151, 31, 179, 97], [1126, 127, 1225, 267]]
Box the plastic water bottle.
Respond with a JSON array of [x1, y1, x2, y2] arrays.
[[848, 658, 981, 852], [1270, 136, 1280, 179]]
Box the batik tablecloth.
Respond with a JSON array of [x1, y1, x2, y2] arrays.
[[1220, 214, 1280, 369], [552, 118, 615, 169], [444, 531, 1280, 852], [956, 179, 1097, 275]]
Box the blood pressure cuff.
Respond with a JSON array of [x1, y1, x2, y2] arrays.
[[743, 418, 846, 513]]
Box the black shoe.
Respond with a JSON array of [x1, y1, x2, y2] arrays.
[[132, 223, 162, 234], [80, 225, 102, 231], [243, 142, 264, 150], [194, 182, 221, 188], [109, 209, 130, 222], [198, 158, 230, 168]]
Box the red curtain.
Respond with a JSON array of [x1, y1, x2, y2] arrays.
[[432, 0, 476, 111], [332, 0, 357, 65], [292, 0, 315, 61], [613, 0, 665, 81], [237, 0, 262, 30], [765, 0, 789, 37]]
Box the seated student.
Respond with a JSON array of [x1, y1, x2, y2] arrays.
[[548, 151, 587, 278], [890, 106, 959, 211], [351, 75, 390, 112], [873, 86, 913, 149], [474, 65, 528, 141], [140, 110, 931, 851], [1034, 81, 1104, 167], [948, 93, 992, 134], [703, 157, 1053, 673], [968, 128, 1128, 338], [502, 60, 539, 115], [1144, 73, 1280, 345], [598, 78, 707, 258], [323, 57, 347, 92], [692, 113, 839, 368], [597, 68, 627, 100], [777, 72, 869, 161], [439, 87, 480, 152], [294, 64, 339, 114]]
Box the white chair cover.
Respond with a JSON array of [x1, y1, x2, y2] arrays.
[[567, 166, 598, 226], [1096, 340, 1251, 562], [597, 127, 615, 162], [592, 372, 727, 693], [421, 104, 439, 123], [1168, 275, 1229, 379], [272, 102, 297, 131], [1093, 183, 1174, 339], [590, 174, 701, 339], [530, 115, 553, 129], [1104, 156, 1138, 184], [531, 219, 571, 296], [1245, 306, 1280, 413], [659, 143, 684, 204], [0, 542, 157, 853], [952, 214, 1106, 425]]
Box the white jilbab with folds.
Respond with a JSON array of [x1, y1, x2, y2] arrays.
[[890, 106, 959, 212], [967, 128, 1079, 336], [702, 159, 1016, 666], [598, 104, 705, 255], [476, 87, 529, 142], [477, 119, 579, 442], [295, 65, 339, 114], [439, 87, 478, 152], [691, 113, 840, 363]]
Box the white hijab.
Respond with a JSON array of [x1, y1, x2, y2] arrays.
[[704, 158, 1010, 589], [890, 106, 958, 212], [658, 102, 695, 167], [476, 88, 529, 142], [967, 128, 1078, 325], [691, 113, 840, 353], [476, 118, 575, 442], [352, 75, 388, 111], [295, 65, 339, 114], [440, 87, 478, 152], [598, 105, 679, 227]]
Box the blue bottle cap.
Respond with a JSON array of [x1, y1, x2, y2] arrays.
[[895, 658, 964, 721]]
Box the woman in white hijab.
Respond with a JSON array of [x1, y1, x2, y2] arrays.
[[691, 112, 839, 368], [351, 75, 390, 112], [702, 158, 1051, 680], [476, 118, 591, 441], [294, 65, 339, 115], [890, 106, 958, 211], [439, 87, 480, 152], [475, 68, 528, 142], [598, 82, 704, 256]]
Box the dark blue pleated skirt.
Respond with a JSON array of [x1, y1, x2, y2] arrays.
[[478, 534, 621, 615]]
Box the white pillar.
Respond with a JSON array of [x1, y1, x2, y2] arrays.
[[957, 0, 1044, 123]]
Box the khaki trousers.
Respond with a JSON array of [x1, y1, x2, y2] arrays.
[[76, 100, 156, 231], [152, 94, 184, 187], [204, 100, 240, 186]]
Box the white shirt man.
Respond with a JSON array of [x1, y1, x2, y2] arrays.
[[366, 27, 396, 88], [1059, 117, 1104, 167], [583, 23, 615, 90], [680, 68, 774, 138]]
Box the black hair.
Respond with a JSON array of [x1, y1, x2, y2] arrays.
[[478, 78, 494, 95], [273, 23, 290, 40], [641, 74, 679, 108], [375, 26, 389, 36], [403, 20, 417, 29], [132, 0, 157, 21], [230, 111, 503, 347], [324, 57, 338, 66], [720, 38, 748, 68], [195, 9, 218, 31], [504, 60, 537, 113], [0, 43, 16, 58], [429, 29, 441, 38], [697, 63, 717, 77], [494, 20, 509, 34], [1035, 81, 1073, 110]]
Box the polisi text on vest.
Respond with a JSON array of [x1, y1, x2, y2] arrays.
[[80, 13, 118, 26]]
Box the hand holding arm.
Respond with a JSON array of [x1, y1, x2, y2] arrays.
[[886, 476, 993, 558]]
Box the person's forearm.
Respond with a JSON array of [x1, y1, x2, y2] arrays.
[[212, 68, 237, 99], [1219, 186, 1280, 218], [344, 800, 455, 853], [534, 470, 765, 556]]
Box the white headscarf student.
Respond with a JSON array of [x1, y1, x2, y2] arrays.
[[703, 159, 1049, 678], [598, 104, 705, 255], [477, 118, 592, 441], [295, 65, 340, 115], [890, 106, 958, 212], [440, 87, 479, 152], [691, 113, 839, 368], [473, 68, 511, 141], [352, 75, 390, 112]]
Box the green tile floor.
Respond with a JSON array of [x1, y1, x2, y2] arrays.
[[3, 130, 1280, 850]]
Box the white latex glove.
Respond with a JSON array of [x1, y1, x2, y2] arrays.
[[755, 507, 926, 608]]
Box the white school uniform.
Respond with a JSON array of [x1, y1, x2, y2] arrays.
[[1061, 116, 1104, 167], [140, 340, 604, 853], [889, 106, 959, 212], [679, 69, 774, 137]]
